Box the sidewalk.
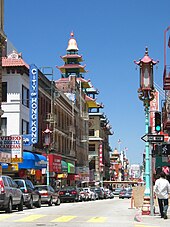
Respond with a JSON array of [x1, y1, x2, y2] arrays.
[[134, 206, 170, 227]]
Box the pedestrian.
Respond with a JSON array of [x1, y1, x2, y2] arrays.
[[154, 171, 170, 219]]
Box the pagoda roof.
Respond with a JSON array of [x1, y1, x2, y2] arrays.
[[61, 54, 83, 62], [56, 64, 87, 73], [77, 77, 91, 88], [85, 95, 103, 108], [134, 47, 159, 65]]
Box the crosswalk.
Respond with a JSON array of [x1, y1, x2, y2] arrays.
[[0, 213, 160, 226]]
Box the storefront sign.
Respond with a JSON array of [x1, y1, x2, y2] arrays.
[[49, 154, 61, 172], [29, 64, 38, 144], [0, 135, 23, 163]]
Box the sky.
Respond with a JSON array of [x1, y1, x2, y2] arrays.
[[4, 0, 170, 165]]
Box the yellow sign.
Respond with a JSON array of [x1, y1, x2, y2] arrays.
[[7, 163, 18, 171], [11, 157, 23, 163], [57, 173, 68, 178]]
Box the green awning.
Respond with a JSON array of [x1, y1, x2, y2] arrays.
[[61, 160, 68, 172], [68, 162, 75, 174]]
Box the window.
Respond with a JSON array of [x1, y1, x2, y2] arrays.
[[89, 144, 95, 151], [22, 85, 29, 107], [89, 129, 94, 136], [1, 118, 7, 136], [22, 119, 29, 134], [2, 82, 7, 102]]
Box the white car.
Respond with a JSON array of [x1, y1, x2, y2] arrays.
[[83, 187, 96, 200]]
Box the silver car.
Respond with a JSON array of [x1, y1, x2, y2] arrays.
[[0, 175, 24, 213]]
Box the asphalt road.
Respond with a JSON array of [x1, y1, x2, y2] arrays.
[[0, 197, 169, 227]]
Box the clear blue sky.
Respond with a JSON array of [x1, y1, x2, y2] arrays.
[[4, 0, 170, 165]]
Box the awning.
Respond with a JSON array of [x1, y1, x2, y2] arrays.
[[18, 151, 35, 169], [34, 154, 47, 169], [61, 160, 68, 172], [67, 162, 75, 174]]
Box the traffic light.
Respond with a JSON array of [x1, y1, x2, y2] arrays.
[[155, 111, 161, 132]]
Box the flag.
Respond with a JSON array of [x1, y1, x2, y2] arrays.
[[168, 36, 170, 48]]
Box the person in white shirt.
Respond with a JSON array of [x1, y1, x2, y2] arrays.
[[154, 171, 170, 219]]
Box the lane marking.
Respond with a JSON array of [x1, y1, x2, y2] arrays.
[[0, 214, 12, 220], [51, 215, 76, 222], [134, 225, 159, 227], [14, 214, 46, 222], [87, 216, 107, 222]]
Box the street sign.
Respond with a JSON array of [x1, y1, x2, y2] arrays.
[[141, 134, 164, 143]]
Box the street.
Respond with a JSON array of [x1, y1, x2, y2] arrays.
[[0, 197, 169, 227]]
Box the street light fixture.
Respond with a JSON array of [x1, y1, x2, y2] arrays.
[[134, 47, 158, 214], [42, 126, 52, 185]]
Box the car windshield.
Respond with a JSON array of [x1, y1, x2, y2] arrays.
[[35, 186, 47, 191], [14, 180, 24, 187]]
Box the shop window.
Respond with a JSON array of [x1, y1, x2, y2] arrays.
[[89, 144, 95, 151], [89, 129, 94, 136], [2, 82, 7, 102], [22, 119, 29, 134], [1, 117, 7, 136], [22, 85, 29, 107]]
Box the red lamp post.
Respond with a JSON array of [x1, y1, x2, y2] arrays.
[[134, 47, 158, 215]]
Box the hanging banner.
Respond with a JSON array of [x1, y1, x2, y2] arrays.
[[150, 90, 159, 133], [29, 64, 38, 144], [99, 144, 103, 167]]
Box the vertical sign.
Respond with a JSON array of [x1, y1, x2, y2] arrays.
[[29, 64, 38, 144], [99, 144, 103, 167], [150, 90, 159, 133]]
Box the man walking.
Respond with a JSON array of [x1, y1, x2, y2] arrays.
[[154, 171, 170, 219]]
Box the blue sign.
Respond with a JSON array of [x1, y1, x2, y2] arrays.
[[22, 134, 32, 146], [29, 65, 38, 144]]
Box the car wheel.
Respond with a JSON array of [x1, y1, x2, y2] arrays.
[[35, 197, 41, 208], [55, 198, 61, 206], [5, 198, 12, 213], [18, 197, 24, 211], [28, 197, 34, 209], [48, 197, 53, 206]]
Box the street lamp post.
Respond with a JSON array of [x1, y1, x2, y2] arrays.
[[43, 126, 52, 185], [134, 47, 158, 214]]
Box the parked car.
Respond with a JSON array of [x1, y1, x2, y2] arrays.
[[34, 185, 60, 206], [119, 188, 127, 199], [0, 175, 24, 213], [13, 178, 41, 208], [93, 187, 105, 199], [104, 188, 114, 199], [78, 188, 89, 201], [119, 188, 132, 199], [113, 187, 123, 196], [83, 187, 96, 200], [59, 186, 82, 202], [90, 187, 99, 200]]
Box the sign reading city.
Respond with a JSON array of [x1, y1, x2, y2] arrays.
[[141, 134, 164, 143], [0, 135, 23, 163], [29, 64, 38, 144]]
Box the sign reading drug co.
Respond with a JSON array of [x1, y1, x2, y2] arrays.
[[29, 65, 38, 144]]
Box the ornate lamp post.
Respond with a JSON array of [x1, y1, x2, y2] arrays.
[[134, 47, 158, 198], [43, 126, 52, 185]]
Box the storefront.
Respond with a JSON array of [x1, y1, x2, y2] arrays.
[[17, 151, 47, 184]]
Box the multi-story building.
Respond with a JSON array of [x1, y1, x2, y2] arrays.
[[0, 0, 6, 145]]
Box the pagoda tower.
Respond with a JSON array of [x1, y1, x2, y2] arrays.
[[57, 32, 87, 78]]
